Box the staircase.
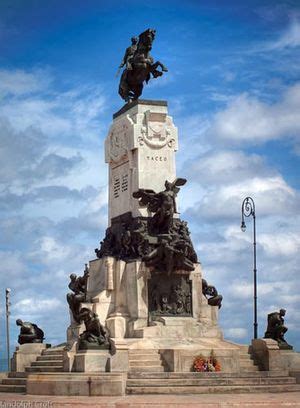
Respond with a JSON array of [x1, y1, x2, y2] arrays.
[[239, 345, 259, 372], [126, 371, 300, 394], [0, 346, 65, 394], [0, 372, 26, 394], [126, 347, 300, 394], [129, 349, 165, 373], [25, 347, 64, 373]]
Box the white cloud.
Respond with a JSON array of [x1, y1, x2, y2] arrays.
[[269, 18, 300, 50], [209, 83, 300, 145], [0, 68, 52, 96], [187, 176, 297, 221], [13, 298, 62, 314], [187, 150, 273, 185], [259, 233, 300, 257], [225, 328, 248, 339]]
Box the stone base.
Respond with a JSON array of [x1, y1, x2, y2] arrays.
[[134, 316, 222, 340], [11, 343, 50, 372], [125, 337, 242, 373], [252, 338, 300, 372], [74, 350, 110, 372], [106, 314, 128, 338], [85, 260, 223, 342], [26, 372, 126, 396]]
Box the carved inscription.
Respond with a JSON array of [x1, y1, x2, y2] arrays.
[[146, 156, 167, 162], [113, 177, 121, 198], [113, 174, 129, 199], [121, 174, 128, 192]]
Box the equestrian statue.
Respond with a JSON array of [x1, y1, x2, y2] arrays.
[[118, 29, 168, 102]]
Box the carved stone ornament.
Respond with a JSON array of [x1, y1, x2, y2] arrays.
[[139, 111, 175, 149], [109, 127, 128, 163]]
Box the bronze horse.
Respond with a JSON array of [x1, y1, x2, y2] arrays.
[[118, 29, 168, 102]]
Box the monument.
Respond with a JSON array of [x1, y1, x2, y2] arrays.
[[4, 28, 300, 397], [63, 28, 230, 375]]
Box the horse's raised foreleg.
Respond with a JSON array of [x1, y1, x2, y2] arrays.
[[153, 61, 168, 72]]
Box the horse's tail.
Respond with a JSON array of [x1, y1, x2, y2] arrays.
[[118, 70, 128, 100]]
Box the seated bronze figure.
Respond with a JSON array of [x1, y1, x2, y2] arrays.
[[264, 309, 293, 349], [16, 319, 44, 344]]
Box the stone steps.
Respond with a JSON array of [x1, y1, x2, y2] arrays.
[[239, 354, 254, 360], [129, 354, 161, 361], [8, 372, 27, 378], [129, 350, 165, 373], [129, 360, 164, 367], [25, 346, 65, 374], [31, 360, 63, 367], [0, 347, 65, 393], [25, 365, 64, 373], [0, 384, 26, 393], [126, 384, 300, 394], [126, 369, 300, 394], [2, 378, 27, 386], [127, 377, 296, 387], [130, 366, 165, 373], [129, 349, 160, 355], [238, 350, 259, 371], [37, 355, 64, 361], [127, 371, 289, 379], [240, 363, 259, 371], [42, 350, 64, 356]]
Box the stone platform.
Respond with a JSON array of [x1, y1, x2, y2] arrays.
[[1, 391, 300, 407]]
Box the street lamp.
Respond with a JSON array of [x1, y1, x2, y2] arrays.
[[241, 197, 258, 340], [5, 288, 11, 371]]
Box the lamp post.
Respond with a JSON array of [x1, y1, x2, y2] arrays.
[[241, 197, 258, 340], [5, 288, 11, 371]]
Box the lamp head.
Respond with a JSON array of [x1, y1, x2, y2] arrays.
[[241, 221, 246, 232]]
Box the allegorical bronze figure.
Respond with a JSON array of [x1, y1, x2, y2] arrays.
[[77, 307, 110, 350], [16, 319, 45, 344], [264, 309, 293, 349], [96, 178, 197, 275], [66, 264, 89, 324], [118, 29, 168, 102], [133, 178, 187, 235], [202, 279, 223, 309]]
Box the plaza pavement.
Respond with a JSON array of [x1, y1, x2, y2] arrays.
[[0, 392, 300, 408]]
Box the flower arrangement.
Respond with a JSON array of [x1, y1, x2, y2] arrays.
[[192, 349, 221, 372]]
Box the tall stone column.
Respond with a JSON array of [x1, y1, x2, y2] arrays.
[[105, 99, 178, 224]]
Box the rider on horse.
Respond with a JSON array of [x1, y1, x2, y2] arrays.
[[118, 29, 168, 102]]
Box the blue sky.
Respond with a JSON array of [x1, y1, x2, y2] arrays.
[[0, 0, 300, 362]]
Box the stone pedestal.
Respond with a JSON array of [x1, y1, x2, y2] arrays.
[[65, 100, 225, 374], [85, 259, 222, 343], [27, 373, 126, 396], [74, 350, 110, 372], [11, 343, 50, 372], [252, 338, 300, 372], [105, 100, 178, 222]]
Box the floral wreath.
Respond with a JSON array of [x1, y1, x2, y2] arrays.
[[192, 349, 221, 372]]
